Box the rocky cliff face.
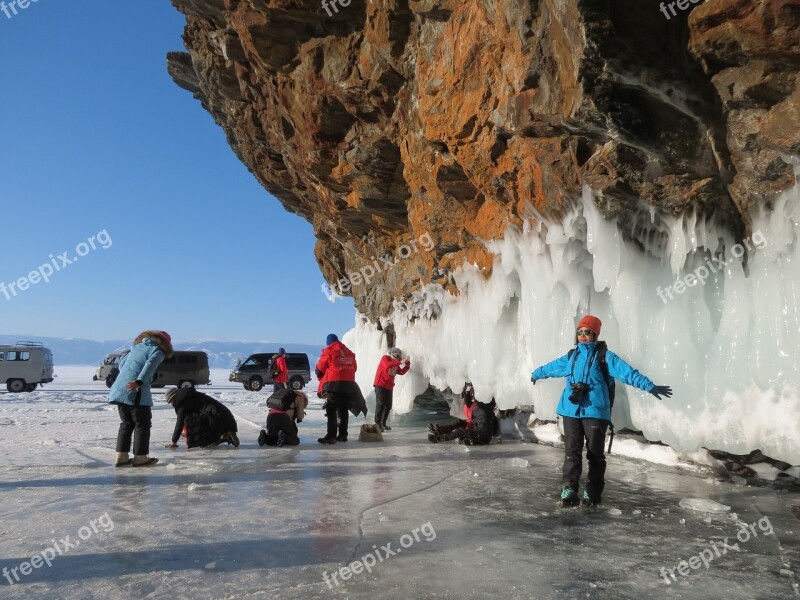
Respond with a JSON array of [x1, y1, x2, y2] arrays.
[[168, 0, 800, 321]]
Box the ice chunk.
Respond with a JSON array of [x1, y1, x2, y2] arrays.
[[608, 508, 623, 516], [679, 498, 731, 513], [509, 458, 529, 467]]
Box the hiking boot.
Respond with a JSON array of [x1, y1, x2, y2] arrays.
[[427, 423, 439, 435], [580, 491, 600, 508], [556, 484, 579, 508], [258, 430, 268, 447], [382, 424, 392, 431], [277, 431, 287, 447], [428, 433, 445, 444], [318, 436, 336, 445], [227, 431, 240, 448], [336, 435, 348, 442], [115, 452, 132, 467]]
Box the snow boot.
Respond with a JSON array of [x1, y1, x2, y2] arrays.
[[132, 455, 158, 467], [318, 436, 336, 445], [580, 491, 600, 508], [276, 431, 287, 447], [336, 434, 348, 442], [226, 431, 240, 448], [115, 452, 132, 467], [428, 433, 446, 444], [382, 424, 392, 431], [427, 423, 439, 435], [258, 430, 268, 447], [557, 484, 579, 508]]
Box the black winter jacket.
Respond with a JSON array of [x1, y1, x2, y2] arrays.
[[171, 389, 238, 447]]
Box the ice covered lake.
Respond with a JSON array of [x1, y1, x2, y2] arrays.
[[0, 366, 798, 599]]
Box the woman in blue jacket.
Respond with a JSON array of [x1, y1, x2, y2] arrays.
[[531, 315, 671, 507], [108, 330, 173, 467]]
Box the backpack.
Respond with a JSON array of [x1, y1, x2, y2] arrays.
[[268, 356, 280, 379], [266, 388, 296, 411], [567, 341, 616, 452]]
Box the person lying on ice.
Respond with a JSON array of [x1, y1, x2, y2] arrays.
[[427, 382, 497, 445], [258, 390, 309, 447], [531, 315, 672, 508], [163, 387, 240, 449]]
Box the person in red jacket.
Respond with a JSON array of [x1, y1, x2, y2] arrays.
[[272, 347, 288, 392], [373, 348, 410, 431], [316, 334, 367, 444]]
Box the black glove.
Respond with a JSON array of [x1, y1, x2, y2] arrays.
[[650, 385, 672, 400], [530, 375, 537, 385]]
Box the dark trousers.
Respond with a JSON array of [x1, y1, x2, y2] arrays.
[[263, 412, 300, 446], [374, 386, 393, 426], [116, 404, 152, 455], [273, 382, 287, 393], [562, 416, 608, 500], [325, 393, 349, 438]]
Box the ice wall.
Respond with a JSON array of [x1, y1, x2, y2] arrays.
[[344, 161, 800, 465]]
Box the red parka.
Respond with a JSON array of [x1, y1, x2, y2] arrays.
[[273, 355, 288, 383], [373, 355, 410, 389], [315, 340, 357, 382]]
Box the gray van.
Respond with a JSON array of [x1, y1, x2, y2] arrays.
[[106, 351, 211, 389], [229, 352, 310, 392], [0, 341, 54, 392], [95, 350, 129, 385]]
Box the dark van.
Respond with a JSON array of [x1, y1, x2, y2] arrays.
[[106, 351, 211, 389], [229, 352, 310, 392]]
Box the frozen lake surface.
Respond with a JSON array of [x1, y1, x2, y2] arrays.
[[1, 367, 798, 599]]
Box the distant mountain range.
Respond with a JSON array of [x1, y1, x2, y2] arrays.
[[0, 335, 322, 369]]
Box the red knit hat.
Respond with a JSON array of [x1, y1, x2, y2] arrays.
[[577, 315, 602, 336], [160, 331, 172, 343]]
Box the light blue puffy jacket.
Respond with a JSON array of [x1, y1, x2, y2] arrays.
[[107, 338, 166, 407], [532, 341, 655, 420]]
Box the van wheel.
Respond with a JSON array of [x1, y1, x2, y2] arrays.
[[7, 379, 26, 393], [249, 377, 263, 392], [25, 383, 38, 392], [178, 380, 195, 389], [290, 376, 304, 391]]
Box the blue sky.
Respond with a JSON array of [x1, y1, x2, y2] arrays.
[[0, 1, 355, 345]]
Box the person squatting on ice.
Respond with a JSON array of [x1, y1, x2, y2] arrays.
[[427, 382, 497, 445], [271, 347, 288, 392], [258, 389, 308, 447], [163, 388, 240, 449], [316, 333, 367, 444], [108, 330, 173, 467], [373, 347, 410, 431], [531, 315, 672, 508]]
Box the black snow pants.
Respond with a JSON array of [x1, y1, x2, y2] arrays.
[[562, 416, 608, 501], [374, 386, 393, 427], [262, 412, 300, 446], [116, 404, 152, 455], [325, 392, 349, 439]]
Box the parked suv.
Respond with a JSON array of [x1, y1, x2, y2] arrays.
[[229, 352, 310, 392], [1, 341, 55, 392], [105, 351, 211, 389]]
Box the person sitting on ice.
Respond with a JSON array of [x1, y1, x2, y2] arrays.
[[258, 390, 308, 447], [163, 387, 240, 449], [427, 382, 496, 445], [531, 315, 672, 508]]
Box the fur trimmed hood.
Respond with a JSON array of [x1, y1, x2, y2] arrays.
[[134, 330, 174, 358]]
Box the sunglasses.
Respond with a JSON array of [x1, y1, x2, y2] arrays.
[[576, 329, 596, 336]]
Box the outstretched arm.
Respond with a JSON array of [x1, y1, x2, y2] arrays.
[[531, 354, 570, 383], [606, 351, 660, 393]]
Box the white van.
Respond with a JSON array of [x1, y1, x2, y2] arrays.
[[94, 350, 129, 385], [0, 342, 54, 392]]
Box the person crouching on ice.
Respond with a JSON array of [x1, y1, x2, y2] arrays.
[[163, 387, 240, 449], [531, 315, 672, 508], [427, 382, 496, 445], [373, 347, 410, 431], [258, 390, 308, 447]]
